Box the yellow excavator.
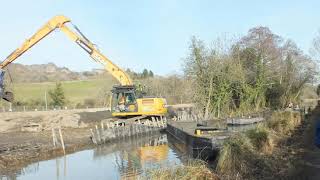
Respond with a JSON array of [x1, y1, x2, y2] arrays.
[[0, 15, 167, 117]]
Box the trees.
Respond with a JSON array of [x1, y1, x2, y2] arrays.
[[126, 68, 155, 79], [49, 82, 66, 107], [149, 70, 154, 77], [184, 27, 317, 118], [142, 69, 149, 78]]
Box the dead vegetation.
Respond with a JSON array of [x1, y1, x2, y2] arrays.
[[147, 160, 219, 180], [267, 111, 302, 135], [216, 134, 254, 179], [215, 110, 302, 179], [246, 126, 274, 154]]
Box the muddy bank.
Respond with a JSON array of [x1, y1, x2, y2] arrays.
[[285, 105, 320, 179], [0, 108, 111, 174]]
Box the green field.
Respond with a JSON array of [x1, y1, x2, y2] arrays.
[[10, 77, 117, 106]]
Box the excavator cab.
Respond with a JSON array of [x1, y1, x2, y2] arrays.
[[111, 85, 168, 117], [111, 85, 138, 114], [0, 70, 13, 102]]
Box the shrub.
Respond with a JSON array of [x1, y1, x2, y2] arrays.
[[83, 98, 96, 108], [216, 134, 254, 178], [246, 126, 273, 154]]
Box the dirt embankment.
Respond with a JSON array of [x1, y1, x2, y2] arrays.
[[285, 105, 320, 179], [0, 108, 112, 173]]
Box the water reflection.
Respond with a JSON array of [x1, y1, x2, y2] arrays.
[[54, 156, 67, 180], [1, 132, 183, 180], [93, 133, 173, 179]]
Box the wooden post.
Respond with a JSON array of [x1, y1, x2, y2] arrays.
[[151, 117, 155, 127], [52, 128, 57, 147], [58, 128, 66, 154], [90, 129, 97, 144], [95, 125, 101, 143], [156, 117, 160, 127], [101, 122, 104, 131], [160, 120, 164, 128]]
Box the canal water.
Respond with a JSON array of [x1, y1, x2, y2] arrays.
[[2, 133, 188, 180], [1, 123, 262, 180]]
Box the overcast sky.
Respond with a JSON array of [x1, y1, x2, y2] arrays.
[[0, 0, 319, 75]]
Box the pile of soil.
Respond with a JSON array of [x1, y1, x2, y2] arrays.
[[0, 108, 112, 174], [0, 108, 111, 133]]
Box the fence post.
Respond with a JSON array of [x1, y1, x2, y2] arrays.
[[101, 122, 104, 131], [90, 129, 97, 144], [58, 128, 66, 154], [95, 125, 101, 143], [52, 128, 57, 147]]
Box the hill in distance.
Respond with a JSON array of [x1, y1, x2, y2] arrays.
[[0, 63, 118, 107], [3, 63, 106, 83], [0, 63, 156, 107]]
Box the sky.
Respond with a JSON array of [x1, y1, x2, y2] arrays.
[[0, 0, 319, 75]]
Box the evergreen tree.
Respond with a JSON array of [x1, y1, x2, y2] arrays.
[[49, 82, 66, 107], [149, 70, 154, 77], [142, 69, 149, 78]]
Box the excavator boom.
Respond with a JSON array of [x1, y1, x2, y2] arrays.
[[0, 15, 167, 117], [0, 15, 132, 89]]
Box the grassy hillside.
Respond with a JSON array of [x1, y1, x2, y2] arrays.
[[8, 77, 117, 107]]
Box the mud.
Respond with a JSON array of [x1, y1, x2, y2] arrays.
[[286, 105, 320, 179], [0, 108, 111, 174]]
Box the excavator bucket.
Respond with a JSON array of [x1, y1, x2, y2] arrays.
[[0, 70, 13, 102]]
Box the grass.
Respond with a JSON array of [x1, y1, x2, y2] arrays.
[[246, 126, 273, 154], [141, 110, 302, 180], [4, 77, 117, 106], [267, 111, 301, 135], [216, 110, 302, 179], [147, 160, 219, 180], [216, 134, 254, 179], [143, 110, 303, 180]]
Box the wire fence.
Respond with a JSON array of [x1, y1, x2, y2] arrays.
[[0, 104, 111, 113]]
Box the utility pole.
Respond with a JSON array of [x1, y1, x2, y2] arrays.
[[45, 90, 48, 111]]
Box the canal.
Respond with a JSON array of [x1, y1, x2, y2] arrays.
[[0, 123, 262, 180], [1, 132, 188, 180]]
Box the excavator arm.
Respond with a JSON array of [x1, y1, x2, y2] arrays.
[[0, 15, 133, 101]]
